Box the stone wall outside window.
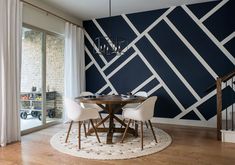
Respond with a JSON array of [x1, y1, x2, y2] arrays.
[[21, 30, 64, 118]]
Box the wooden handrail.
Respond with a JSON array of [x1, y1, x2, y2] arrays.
[[205, 69, 235, 92], [216, 77, 222, 140], [215, 69, 235, 140], [220, 69, 235, 82]]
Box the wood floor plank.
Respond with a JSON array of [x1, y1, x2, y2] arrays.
[[0, 123, 235, 165]]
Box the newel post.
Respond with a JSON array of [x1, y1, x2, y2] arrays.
[[216, 77, 222, 140]]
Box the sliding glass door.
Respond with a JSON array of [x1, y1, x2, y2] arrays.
[[45, 33, 64, 123], [20, 25, 64, 132], [20, 27, 43, 131]]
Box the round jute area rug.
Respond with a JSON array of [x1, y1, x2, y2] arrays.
[[50, 127, 172, 160]]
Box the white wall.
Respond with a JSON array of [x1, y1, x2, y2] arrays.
[[22, 0, 82, 35]]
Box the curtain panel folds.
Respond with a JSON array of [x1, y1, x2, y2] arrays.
[[64, 22, 85, 122], [0, 0, 22, 147]]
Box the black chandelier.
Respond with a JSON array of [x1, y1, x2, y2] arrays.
[[93, 0, 128, 56]]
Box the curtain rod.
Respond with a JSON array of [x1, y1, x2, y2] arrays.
[[20, 0, 83, 29]]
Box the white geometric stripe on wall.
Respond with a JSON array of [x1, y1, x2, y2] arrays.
[[84, 0, 235, 127]]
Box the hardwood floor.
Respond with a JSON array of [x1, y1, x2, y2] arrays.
[[1, 123, 235, 165]]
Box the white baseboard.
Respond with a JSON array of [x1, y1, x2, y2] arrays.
[[101, 113, 216, 128], [221, 130, 235, 143], [151, 117, 216, 128]]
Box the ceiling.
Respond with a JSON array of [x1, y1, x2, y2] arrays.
[[40, 0, 215, 20]]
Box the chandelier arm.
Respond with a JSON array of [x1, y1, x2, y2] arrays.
[[109, 0, 111, 17], [93, 0, 128, 56]]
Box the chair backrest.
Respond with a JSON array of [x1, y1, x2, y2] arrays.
[[64, 98, 82, 121], [80, 91, 93, 97], [134, 91, 148, 97], [80, 91, 100, 109], [136, 96, 157, 121]]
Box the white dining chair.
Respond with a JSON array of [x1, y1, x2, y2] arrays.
[[64, 98, 101, 150], [134, 91, 148, 97], [123, 91, 148, 108], [122, 91, 149, 128], [80, 91, 105, 127], [121, 96, 158, 150]]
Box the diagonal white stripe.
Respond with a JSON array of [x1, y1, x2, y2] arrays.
[[221, 32, 235, 45], [85, 47, 118, 94], [175, 86, 221, 120], [96, 84, 109, 94], [131, 75, 155, 94], [133, 45, 185, 112], [107, 52, 137, 79], [101, 7, 176, 71], [147, 84, 162, 96], [92, 19, 110, 40], [92, 19, 129, 58], [200, 0, 229, 22], [175, 77, 234, 120], [121, 14, 140, 36], [164, 17, 218, 79], [146, 33, 201, 101], [84, 31, 108, 65], [182, 5, 235, 65], [85, 62, 93, 70], [194, 108, 206, 121]]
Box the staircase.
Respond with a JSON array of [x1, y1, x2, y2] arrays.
[[216, 69, 235, 142], [221, 111, 235, 143]]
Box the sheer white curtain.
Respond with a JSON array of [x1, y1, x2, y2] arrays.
[[0, 0, 22, 147], [64, 22, 85, 122]]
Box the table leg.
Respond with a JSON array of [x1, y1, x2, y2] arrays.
[[107, 105, 114, 144], [87, 114, 110, 135], [87, 103, 138, 144]]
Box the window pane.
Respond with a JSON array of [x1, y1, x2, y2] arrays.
[[46, 34, 64, 123], [20, 27, 43, 131]]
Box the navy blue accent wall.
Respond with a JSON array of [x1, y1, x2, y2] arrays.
[[109, 56, 152, 94], [204, 0, 235, 41], [168, 7, 234, 77], [181, 111, 201, 120], [127, 8, 167, 33], [149, 20, 215, 98], [198, 86, 235, 120], [188, 0, 221, 19], [84, 0, 235, 125]]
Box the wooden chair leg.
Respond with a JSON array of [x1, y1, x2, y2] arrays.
[[78, 121, 81, 149], [120, 118, 125, 128], [145, 121, 149, 129], [121, 119, 132, 143], [141, 121, 144, 150], [90, 119, 101, 143], [83, 121, 87, 138], [148, 120, 158, 143], [99, 113, 105, 128], [134, 120, 138, 137], [65, 120, 73, 143], [88, 120, 90, 130], [132, 120, 135, 126]]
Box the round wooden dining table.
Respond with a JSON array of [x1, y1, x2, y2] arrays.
[[78, 94, 146, 144]]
